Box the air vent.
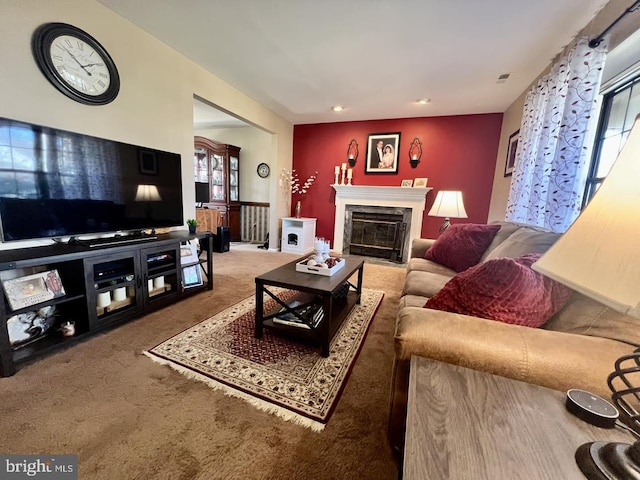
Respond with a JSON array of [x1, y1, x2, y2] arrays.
[[496, 73, 511, 84]]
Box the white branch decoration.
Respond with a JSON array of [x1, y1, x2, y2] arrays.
[[279, 169, 318, 210]]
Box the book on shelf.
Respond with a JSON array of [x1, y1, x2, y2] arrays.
[[273, 303, 324, 329]]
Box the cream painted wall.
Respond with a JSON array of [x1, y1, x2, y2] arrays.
[[0, 0, 292, 250], [487, 0, 640, 222], [193, 127, 271, 203]]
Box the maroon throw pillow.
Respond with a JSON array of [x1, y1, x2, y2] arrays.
[[424, 223, 501, 273], [424, 253, 572, 328]]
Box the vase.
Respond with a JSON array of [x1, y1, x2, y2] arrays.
[[295, 201, 302, 218], [188, 224, 196, 234]]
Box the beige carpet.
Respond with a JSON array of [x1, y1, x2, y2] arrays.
[[145, 288, 384, 430], [0, 249, 404, 479]]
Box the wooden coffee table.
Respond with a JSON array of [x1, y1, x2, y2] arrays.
[[254, 256, 364, 356]]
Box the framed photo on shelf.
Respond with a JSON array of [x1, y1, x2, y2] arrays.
[[180, 244, 199, 265], [365, 132, 401, 174], [401, 179, 413, 187], [413, 177, 428, 188], [504, 130, 520, 177], [182, 265, 203, 288], [2, 269, 66, 311]]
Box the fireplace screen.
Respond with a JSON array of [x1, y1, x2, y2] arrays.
[[349, 212, 406, 262]]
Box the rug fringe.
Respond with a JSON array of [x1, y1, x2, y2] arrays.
[[142, 351, 325, 432]]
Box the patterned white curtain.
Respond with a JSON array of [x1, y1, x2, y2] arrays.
[[505, 37, 608, 232]]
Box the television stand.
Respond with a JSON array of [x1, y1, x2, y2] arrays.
[[68, 232, 158, 248], [0, 231, 214, 377]]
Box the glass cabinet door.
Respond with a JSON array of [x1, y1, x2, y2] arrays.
[[229, 155, 239, 202], [211, 153, 225, 201], [194, 147, 209, 183]]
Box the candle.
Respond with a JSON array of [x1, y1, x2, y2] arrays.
[[412, 154, 418, 160], [348, 154, 354, 159], [341, 162, 347, 170], [347, 168, 353, 179], [334, 165, 340, 174]]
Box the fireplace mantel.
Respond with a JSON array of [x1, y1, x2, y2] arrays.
[[332, 185, 432, 256]]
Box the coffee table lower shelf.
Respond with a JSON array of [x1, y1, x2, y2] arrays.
[[262, 291, 358, 346]]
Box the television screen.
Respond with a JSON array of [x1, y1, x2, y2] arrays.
[[195, 181, 210, 203], [0, 117, 184, 241]]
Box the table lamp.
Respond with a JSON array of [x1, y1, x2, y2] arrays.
[[427, 190, 468, 233], [532, 115, 640, 479]]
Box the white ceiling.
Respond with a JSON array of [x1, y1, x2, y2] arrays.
[[98, 0, 610, 126]]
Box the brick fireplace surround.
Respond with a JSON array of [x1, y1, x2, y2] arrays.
[[332, 185, 431, 263]]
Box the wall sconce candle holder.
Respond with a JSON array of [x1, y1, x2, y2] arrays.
[[347, 139, 359, 167], [409, 137, 423, 168]]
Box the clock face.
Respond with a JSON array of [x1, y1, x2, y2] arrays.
[[32, 23, 120, 105], [49, 34, 111, 97], [257, 163, 270, 178]]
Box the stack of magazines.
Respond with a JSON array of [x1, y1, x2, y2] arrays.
[[273, 301, 324, 329]]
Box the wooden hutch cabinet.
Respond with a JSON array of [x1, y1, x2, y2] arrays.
[[194, 136, 241, 241]]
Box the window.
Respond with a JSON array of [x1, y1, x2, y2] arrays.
[[583, 74, 640, 206]]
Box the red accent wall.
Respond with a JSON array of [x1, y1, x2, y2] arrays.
[[292, 113, 503, 241]]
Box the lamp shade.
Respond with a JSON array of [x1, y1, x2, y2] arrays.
[[135, 184, 162, 202], [428, 191, 468, 219], [532, 115, 640, 319]]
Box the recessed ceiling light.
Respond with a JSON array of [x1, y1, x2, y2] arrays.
[[416, 99, 430, 105], [332, 105, 344, 112]]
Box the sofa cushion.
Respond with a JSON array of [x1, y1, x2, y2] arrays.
[[484, 227, 560, 260], [480, 222, 525, 261], [403, 270, 454, 298], [398, 294, 431, 309], [424, 223, 501, 273], [543, 292, 640, 346], [424, 253, 572, 328], [406, 257, 458, 275]]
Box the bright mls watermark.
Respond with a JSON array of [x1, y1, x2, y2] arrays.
[[0, 455, 77, 479]]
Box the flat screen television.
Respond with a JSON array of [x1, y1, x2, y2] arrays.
[[0, 117, 184, 242], [195, 181, 210, 203]]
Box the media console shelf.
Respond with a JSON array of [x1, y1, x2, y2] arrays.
[[0, 231, 213, 377]]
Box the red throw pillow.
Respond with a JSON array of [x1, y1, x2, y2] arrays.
[[424, 253, 572, 328], [424, 223, 501, 272]]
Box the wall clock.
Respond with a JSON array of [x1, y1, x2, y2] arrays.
[[257, 163, 270, 178], [32, 23, 120, 105]]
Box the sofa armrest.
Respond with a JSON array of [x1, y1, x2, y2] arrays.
[[394, 307, 635, 398], [410, 238, 436, 259]]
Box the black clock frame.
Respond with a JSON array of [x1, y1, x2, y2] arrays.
[[257, 162, 270, 178], [32, 22, 120, 106]]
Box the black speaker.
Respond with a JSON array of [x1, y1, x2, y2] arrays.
[[213, 226, 230, 253]]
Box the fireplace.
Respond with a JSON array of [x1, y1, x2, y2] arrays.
[[345, 207, 410, 262], [332, 185, 431, 263]]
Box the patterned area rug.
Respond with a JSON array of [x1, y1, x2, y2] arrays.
[[144, 288, 384, 431]]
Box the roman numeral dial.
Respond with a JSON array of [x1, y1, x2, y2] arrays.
[[32, 23, 120, 105], [49, 35, 111, 96]]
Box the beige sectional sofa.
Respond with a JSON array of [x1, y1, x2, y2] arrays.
[[388, 221, 640, 452]]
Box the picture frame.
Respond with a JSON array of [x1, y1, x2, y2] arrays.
[[413, 177, 428, 188], [2, 270, 66, 311], [139, 149, 158, 175], [182, 264, 203, 288], [365, 132, 401, 174], [401, 179, 413, 187], [180, 244, 200, 266], [504, 130, 520, 177]]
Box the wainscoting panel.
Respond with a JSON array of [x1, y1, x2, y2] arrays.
[[240, 202, 270, 243]]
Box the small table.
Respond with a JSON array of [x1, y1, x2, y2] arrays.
[[403, 356, 632, 480], [280, 217, 316, 255], [254, 256, 364, 356]]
